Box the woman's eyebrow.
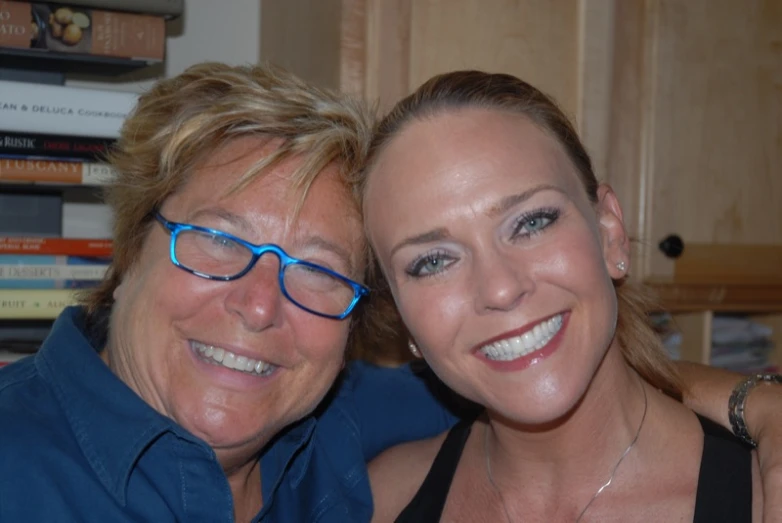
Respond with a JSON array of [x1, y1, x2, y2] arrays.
[[299, 235, 356, 274], [188, 207, 253, 233], [485, 184, 563, 219], [388, 185, 566, 256], [390, 228, 451, 258]]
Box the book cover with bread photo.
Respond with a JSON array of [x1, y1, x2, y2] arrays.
[[0, 1, 165, 62]]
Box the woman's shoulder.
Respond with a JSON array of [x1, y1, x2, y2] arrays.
[[368, 429, 451, 522]]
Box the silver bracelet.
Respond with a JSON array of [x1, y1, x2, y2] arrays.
[[728, 373, 782, 447]]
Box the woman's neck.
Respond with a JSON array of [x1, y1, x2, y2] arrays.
[[483, 346, 648, 488], [224, 457, 263, 523]]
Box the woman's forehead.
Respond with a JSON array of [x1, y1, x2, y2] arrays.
[[368, 109, 575, 192], [165, 140, 364, 257]]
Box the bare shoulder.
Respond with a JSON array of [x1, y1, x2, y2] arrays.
[[368, 431, 448, 523]]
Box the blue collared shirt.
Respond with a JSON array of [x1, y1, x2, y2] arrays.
[[0, 307, 459, 522]]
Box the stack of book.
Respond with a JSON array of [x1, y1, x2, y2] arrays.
[[709, 316, 778, 374], [653, 312, 778, 374], [0, 0, 181, 365]]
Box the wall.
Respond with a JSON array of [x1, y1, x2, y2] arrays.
[[67, 0, 261, 92]]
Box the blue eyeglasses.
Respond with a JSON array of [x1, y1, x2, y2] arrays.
[[154, 212, 369, 319]]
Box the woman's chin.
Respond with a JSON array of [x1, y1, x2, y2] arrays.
[[485, 380, 591, 430]]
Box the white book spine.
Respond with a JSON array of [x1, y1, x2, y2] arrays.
[[0, 264, 108, 280], [82, 163, 118, 185], [0, 81, 139, 139]]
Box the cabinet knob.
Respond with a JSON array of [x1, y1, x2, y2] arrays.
[[658, 234, 685, 258]]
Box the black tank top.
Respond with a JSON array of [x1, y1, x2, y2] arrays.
[[395, 415, 752, 522]]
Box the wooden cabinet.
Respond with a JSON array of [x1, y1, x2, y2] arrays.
[[608, 0, 782, 287], [260, 0, 782, 365], [261, 0, 617, 183], [606, 0, 782, 364]]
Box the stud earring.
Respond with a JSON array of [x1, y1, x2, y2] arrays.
[[616, 260, 627, 273], [408, 340, 422, 358]]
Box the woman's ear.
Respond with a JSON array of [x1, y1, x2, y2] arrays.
[[113, 281, 124, 301], [596, 184, 630, 279]]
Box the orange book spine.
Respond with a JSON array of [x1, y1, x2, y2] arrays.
[[0, 158, 116, 185], [0, 237, 113, 257]]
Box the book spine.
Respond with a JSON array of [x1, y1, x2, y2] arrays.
[[33, 0, 183, 18], [0, 237, 113, 257], [0, 130, 114, 161], [0, 264, 107, 281], [0, 80, 137, 139], [0, 254, 109, 289], [1, 2, 167, 62], [0, 351, 30, 367], [0, 288, 77, 319], [0, 157, 116, 185]]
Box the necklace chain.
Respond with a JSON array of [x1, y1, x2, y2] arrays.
[[483, 379, 649, 523]]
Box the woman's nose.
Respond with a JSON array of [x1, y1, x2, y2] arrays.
[[473, 251, 535, 313], [224, 256, 285, 332]]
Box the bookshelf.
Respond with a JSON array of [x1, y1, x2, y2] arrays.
[[0, 0, 176, 361], [651, 254, 782, 374], [0, 0, 263, 364]]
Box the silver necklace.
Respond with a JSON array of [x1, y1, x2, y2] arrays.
[[484, 380, 648, 522]]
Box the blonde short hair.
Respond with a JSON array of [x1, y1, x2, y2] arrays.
[[84, 62, 375, 351]]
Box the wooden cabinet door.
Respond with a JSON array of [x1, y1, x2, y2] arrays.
[[262, 0, 617, 188], [609, 0, 782, 284], [261, 0, 782, 288], [364, 0, 616, 177]]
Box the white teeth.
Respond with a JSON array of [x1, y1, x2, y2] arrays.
[[480, 314, 564, 362], [191, 341, 276, 376], [234, 355, 247, 370]]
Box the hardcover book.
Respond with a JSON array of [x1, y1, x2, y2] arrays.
[[32, 0, 183, 20], [0, 349, 30, 367], [62, 201, 113, 238], [0, 79, 138, 138], [0, 287, 78, 319], [0, 237, 112, 256], [0, 157, 116, 185], [0, 1, 166, 63], [0, 130, 114, 161], [0, 192, 61, 236], [0, 254, 108, 289]]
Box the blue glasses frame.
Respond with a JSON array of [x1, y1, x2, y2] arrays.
[[154, 212, 369, 320]]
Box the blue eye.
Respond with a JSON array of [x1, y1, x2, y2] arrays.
[[208, 234, 239, 250], [511, 208, 560, 239], [406, 251, 455, 277]]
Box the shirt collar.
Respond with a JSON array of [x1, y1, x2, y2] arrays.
[[35, 306, 200, 506], [259, 412, 317, 509]]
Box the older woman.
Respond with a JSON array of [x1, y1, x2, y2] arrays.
[[0, 62, 446, 523], [363, 71, 770, 522], [0, 63, 780, 523]]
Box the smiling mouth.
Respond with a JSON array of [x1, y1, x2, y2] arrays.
[[191, 341, 277, 377], [479, 314, 564, 361]]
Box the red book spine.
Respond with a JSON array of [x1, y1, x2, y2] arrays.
[[0, 237, 113, 257]]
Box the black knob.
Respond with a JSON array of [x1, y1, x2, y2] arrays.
[[658, 235, 684, 258]]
